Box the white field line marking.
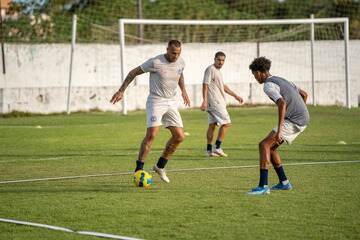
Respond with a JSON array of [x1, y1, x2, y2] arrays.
[[0, 151, 164, 163], [0, 123, 114, 128], [0, 218, 144, 240], [1, 144, 358, 164], [0, 171, 134, 184], [0, 156, 72, 163], [0, 160, 359, 185], [0, 218, 73, 232], [77, 231, 144, 240]]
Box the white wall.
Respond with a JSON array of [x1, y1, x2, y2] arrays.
[[0, 41, 359, 113]]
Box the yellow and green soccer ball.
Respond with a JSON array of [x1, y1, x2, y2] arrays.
[[133, 170, 152, 188]]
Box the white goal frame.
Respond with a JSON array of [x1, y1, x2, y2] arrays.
[[118, 17, 350, 114]]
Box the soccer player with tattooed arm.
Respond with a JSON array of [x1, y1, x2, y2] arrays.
[[110, 40, 190, 183]]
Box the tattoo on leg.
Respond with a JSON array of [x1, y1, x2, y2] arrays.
[[163, 140, 178, 159]]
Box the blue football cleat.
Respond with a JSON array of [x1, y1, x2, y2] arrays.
[[247, 186, 270, 195], [271, 182, 293, 190]]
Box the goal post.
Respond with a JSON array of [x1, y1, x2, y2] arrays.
[[118, 17, 350, 114]]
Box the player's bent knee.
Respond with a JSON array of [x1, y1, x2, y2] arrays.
[[175, 134, 185, 143], [259, 140, 269, 150], [145, 134, 157, 143]]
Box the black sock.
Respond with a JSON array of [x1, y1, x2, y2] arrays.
[[135, 160, 144, 172], [207, 144, 212, 151], [259, 169, 268, 187], [274, 165, 287, 182], [215, 140, 222, 149], [156, 157, 168, 169]]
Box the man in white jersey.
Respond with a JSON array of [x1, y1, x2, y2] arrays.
[[200, 51, 243, 157], [247, 57, 310, 195], [110, 40, 190, 183]]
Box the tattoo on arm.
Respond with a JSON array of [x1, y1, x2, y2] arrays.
[[119, 67, 144, 92]]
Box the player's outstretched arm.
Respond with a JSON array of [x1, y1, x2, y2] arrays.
[[224, 84, 243, 104], [110, 66, 144, 104], [178, 73, 191, 107], [299, 89, 308, 103]]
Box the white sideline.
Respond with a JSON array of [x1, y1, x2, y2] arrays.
[[168, 160, 360, 172], [0, 218, 144, 240], [0, 218, 74, 232], [0, 150, 164, 163], [0, 156, 72, 163], [77, 231, 144, 240], [0, 160, 359, 185], [0, 171, 133, 184]]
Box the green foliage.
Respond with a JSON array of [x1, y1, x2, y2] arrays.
[[3, 0, 360, 43]]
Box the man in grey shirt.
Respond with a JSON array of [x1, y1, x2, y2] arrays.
[[248, 57, 310, 195], [110, 40, 190, 183], [200, 51, 243, 157]]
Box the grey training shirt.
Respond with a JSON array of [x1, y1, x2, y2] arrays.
[[203, 65, 226, 110], [264, 76, 310, 126], [140, 54, 185, 98]]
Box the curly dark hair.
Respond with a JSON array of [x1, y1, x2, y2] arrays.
[[249, 57, 271, 72]]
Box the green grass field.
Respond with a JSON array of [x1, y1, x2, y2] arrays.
[[0, 106, 359, 240]]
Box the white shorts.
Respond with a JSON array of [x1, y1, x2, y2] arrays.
[[207, 107, 231, 125], [273, 120, 307, 144], [146, 95, 183, 128]]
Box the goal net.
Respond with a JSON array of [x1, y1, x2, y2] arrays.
[[117, 18, 350, 113]]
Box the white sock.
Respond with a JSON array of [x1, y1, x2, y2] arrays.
[[282, 180, 289, 185]]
